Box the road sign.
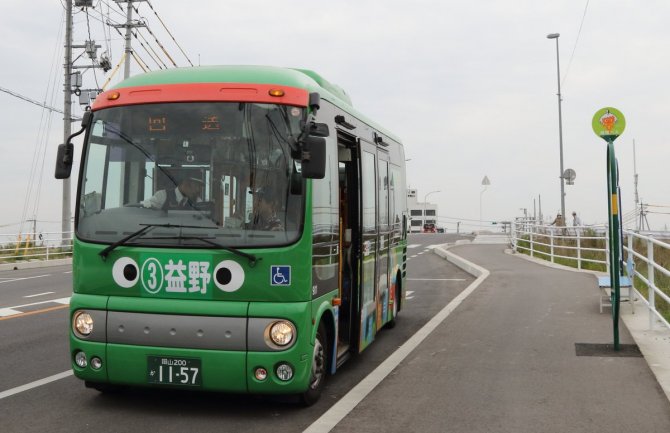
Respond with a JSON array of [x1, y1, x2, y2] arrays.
[[563, 168, 576, 185], [592, 107, 626, 142]]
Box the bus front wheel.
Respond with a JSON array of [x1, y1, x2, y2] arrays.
[[300, 322, 328, 406]]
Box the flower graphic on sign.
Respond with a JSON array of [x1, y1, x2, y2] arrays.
[[599, 110, 617, 132]]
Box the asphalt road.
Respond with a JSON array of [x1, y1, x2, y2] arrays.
[[0, 234, 473, 433]]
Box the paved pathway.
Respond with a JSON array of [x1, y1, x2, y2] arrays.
[[331, 244, 670, 433]]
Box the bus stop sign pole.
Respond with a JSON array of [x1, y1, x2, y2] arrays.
[[592, 107, 626, 351]]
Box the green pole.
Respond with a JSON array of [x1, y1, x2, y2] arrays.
[[607, 140, 621, 350], [592, 107, 625, 351]]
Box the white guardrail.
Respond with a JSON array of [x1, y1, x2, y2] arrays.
[[511, 220, 670, 331], [0, 231, 73, 263]]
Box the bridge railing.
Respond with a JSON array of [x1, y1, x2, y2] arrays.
[[0, 231, 73, 263], [511, 220, 670, 330]]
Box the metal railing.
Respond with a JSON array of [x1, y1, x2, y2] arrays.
[[511, 220, 670, 330], [0, 231, 73, 263]]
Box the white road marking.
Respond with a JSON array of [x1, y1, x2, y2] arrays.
[[407, 244, 421, 249], [0, 297, 71, 317], [63, 271, 72, 274], [407, 278, 467, 281], [0, 308, 22, 317], [303, 252, 490, 433], [52, 298, 71, 305], [0, 274, 50, 285], [406, 290, 415, 299], [23, 292, 56, 298], [410, 255, 418, 258], [0, 370, 73, 400]]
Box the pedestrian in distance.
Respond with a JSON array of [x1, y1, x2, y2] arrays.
[[572, 211, 582, 236], [550, 212, 566, 235]]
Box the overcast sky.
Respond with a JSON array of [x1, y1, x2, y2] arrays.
[[2, 0, 669, 234]]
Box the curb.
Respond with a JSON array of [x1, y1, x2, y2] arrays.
[[0, 258, 72, 272]]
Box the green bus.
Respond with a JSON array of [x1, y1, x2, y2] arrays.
[[55, 65, 408, 404]]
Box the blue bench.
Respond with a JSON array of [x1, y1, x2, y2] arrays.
[[599, 258, 635, 314]]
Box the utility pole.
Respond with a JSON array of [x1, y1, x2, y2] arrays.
[[123, 1, 133, 78], [113, 0, 147, 80], [62, 0, 73, 242], [62, 1, 113, 243], [633, 139, 640, 231]]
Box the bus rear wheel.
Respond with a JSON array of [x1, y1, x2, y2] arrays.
[[300, 322, 328, 406], [385, 278, 401, 329]]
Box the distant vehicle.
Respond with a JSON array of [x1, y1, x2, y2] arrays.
[[436, 227, 445, 233], [423, 223, 436, 233]]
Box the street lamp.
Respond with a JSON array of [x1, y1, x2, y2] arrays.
[[423, 190, 440, 230], [480, 176, 490, 230], [547, 32, 566, 218]]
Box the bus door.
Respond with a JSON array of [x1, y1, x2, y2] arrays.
[[358, 140, 378, 352], [376, 152, 391, 329], [336, 131, 358, 362]]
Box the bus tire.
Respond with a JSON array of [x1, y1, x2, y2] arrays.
[[385, 276, 401, 329], [300, 321, 328, 406]]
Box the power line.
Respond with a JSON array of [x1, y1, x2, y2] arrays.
[[132, 27, 168, 68], [139, 22, 178, 67], [0, 86, 75, 118], [145, 0, 193, 66], [562, 0, 590, 88], [85, 9, 101, 89]]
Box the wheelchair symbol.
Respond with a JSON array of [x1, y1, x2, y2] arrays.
[[271, 266, 291, 286]]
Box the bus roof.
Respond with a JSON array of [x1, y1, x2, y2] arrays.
[[110, 65, 402, 144]]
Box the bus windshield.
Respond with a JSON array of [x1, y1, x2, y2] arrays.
[[77, 102, 306, 248]]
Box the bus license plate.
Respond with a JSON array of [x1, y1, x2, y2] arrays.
[[147, 356, 202, 386]]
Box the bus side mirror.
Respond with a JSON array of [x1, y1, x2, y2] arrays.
[[55, 143, 74, 179], [301, 136, 326, 179], [54, 110, 92, 180]]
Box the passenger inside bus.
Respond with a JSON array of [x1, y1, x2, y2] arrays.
[[249, 187, 283, 231]]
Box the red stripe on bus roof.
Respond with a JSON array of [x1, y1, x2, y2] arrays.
[[92, 83, 309, 110]]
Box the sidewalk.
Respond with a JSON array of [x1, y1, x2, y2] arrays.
[[329, 243, 670, 433], [510, 244, 670, 402]]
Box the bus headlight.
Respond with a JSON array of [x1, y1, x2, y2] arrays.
[[268, 321, 295, 347], [73, 311, 94, 336]]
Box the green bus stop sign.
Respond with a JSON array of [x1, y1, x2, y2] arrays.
[[592, 107, 626, 142], [592, 106, 626, 350]]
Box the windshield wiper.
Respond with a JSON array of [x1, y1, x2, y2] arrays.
[[156, 235, 260, 267], [98, 223, 218, 261]]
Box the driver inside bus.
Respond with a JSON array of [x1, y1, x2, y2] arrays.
[[143, 176, 204, 210]]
